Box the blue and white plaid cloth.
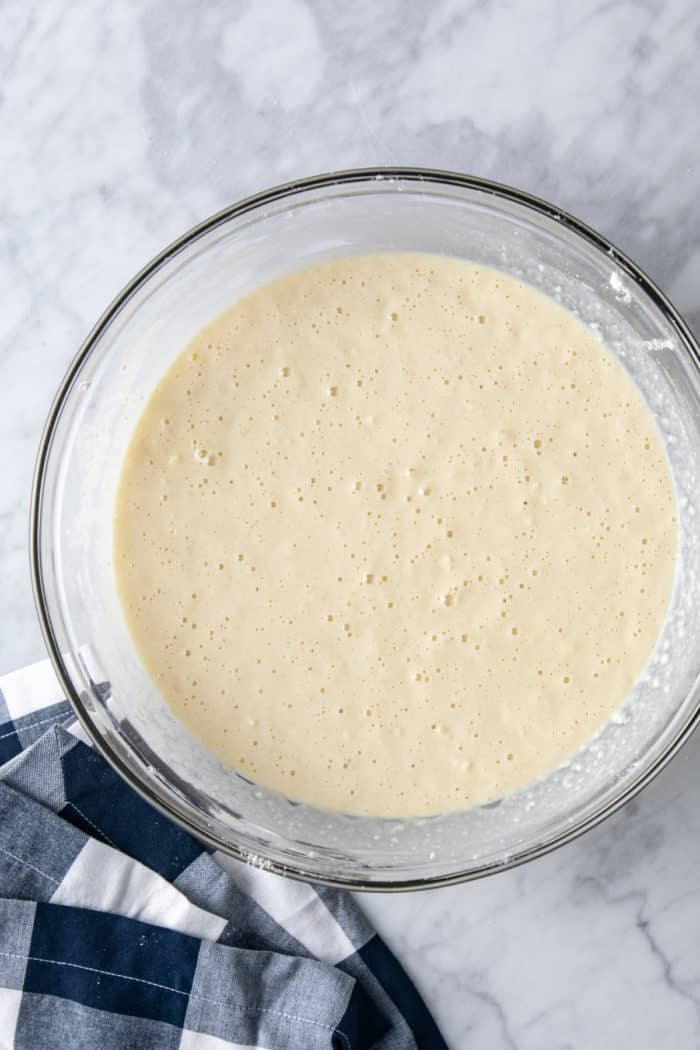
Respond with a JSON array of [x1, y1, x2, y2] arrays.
[[0, 660, 447, 1049]]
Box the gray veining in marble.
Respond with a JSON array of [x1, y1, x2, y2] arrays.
[[2, 2, 700, 1046]]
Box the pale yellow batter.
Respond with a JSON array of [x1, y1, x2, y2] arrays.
[[114, 254, 676, 817]]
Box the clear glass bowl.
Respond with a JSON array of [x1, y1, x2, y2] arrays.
[[31, 168, 700, 890]]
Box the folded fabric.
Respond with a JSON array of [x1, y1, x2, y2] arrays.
[[0, 660, 447, 1049]]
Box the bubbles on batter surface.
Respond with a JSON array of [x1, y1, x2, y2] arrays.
[[114, 252, 677, 817]]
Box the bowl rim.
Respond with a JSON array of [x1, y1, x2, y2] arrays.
[[30, 166, 700, 891]]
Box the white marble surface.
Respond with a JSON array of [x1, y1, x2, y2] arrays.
[[2, 2, 700, 1046]]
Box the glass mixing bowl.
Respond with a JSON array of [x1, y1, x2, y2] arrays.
[[31, 168, 700, 890]]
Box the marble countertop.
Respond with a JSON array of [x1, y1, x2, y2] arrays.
[[3, 2, 700, 1045]]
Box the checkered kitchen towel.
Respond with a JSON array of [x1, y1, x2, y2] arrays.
[[0, 660, 447, 1049]]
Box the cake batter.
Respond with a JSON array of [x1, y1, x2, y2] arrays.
[[114, 254, 676, 816]]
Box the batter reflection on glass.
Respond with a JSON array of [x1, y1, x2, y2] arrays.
[[114, 252, 676, 819]]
